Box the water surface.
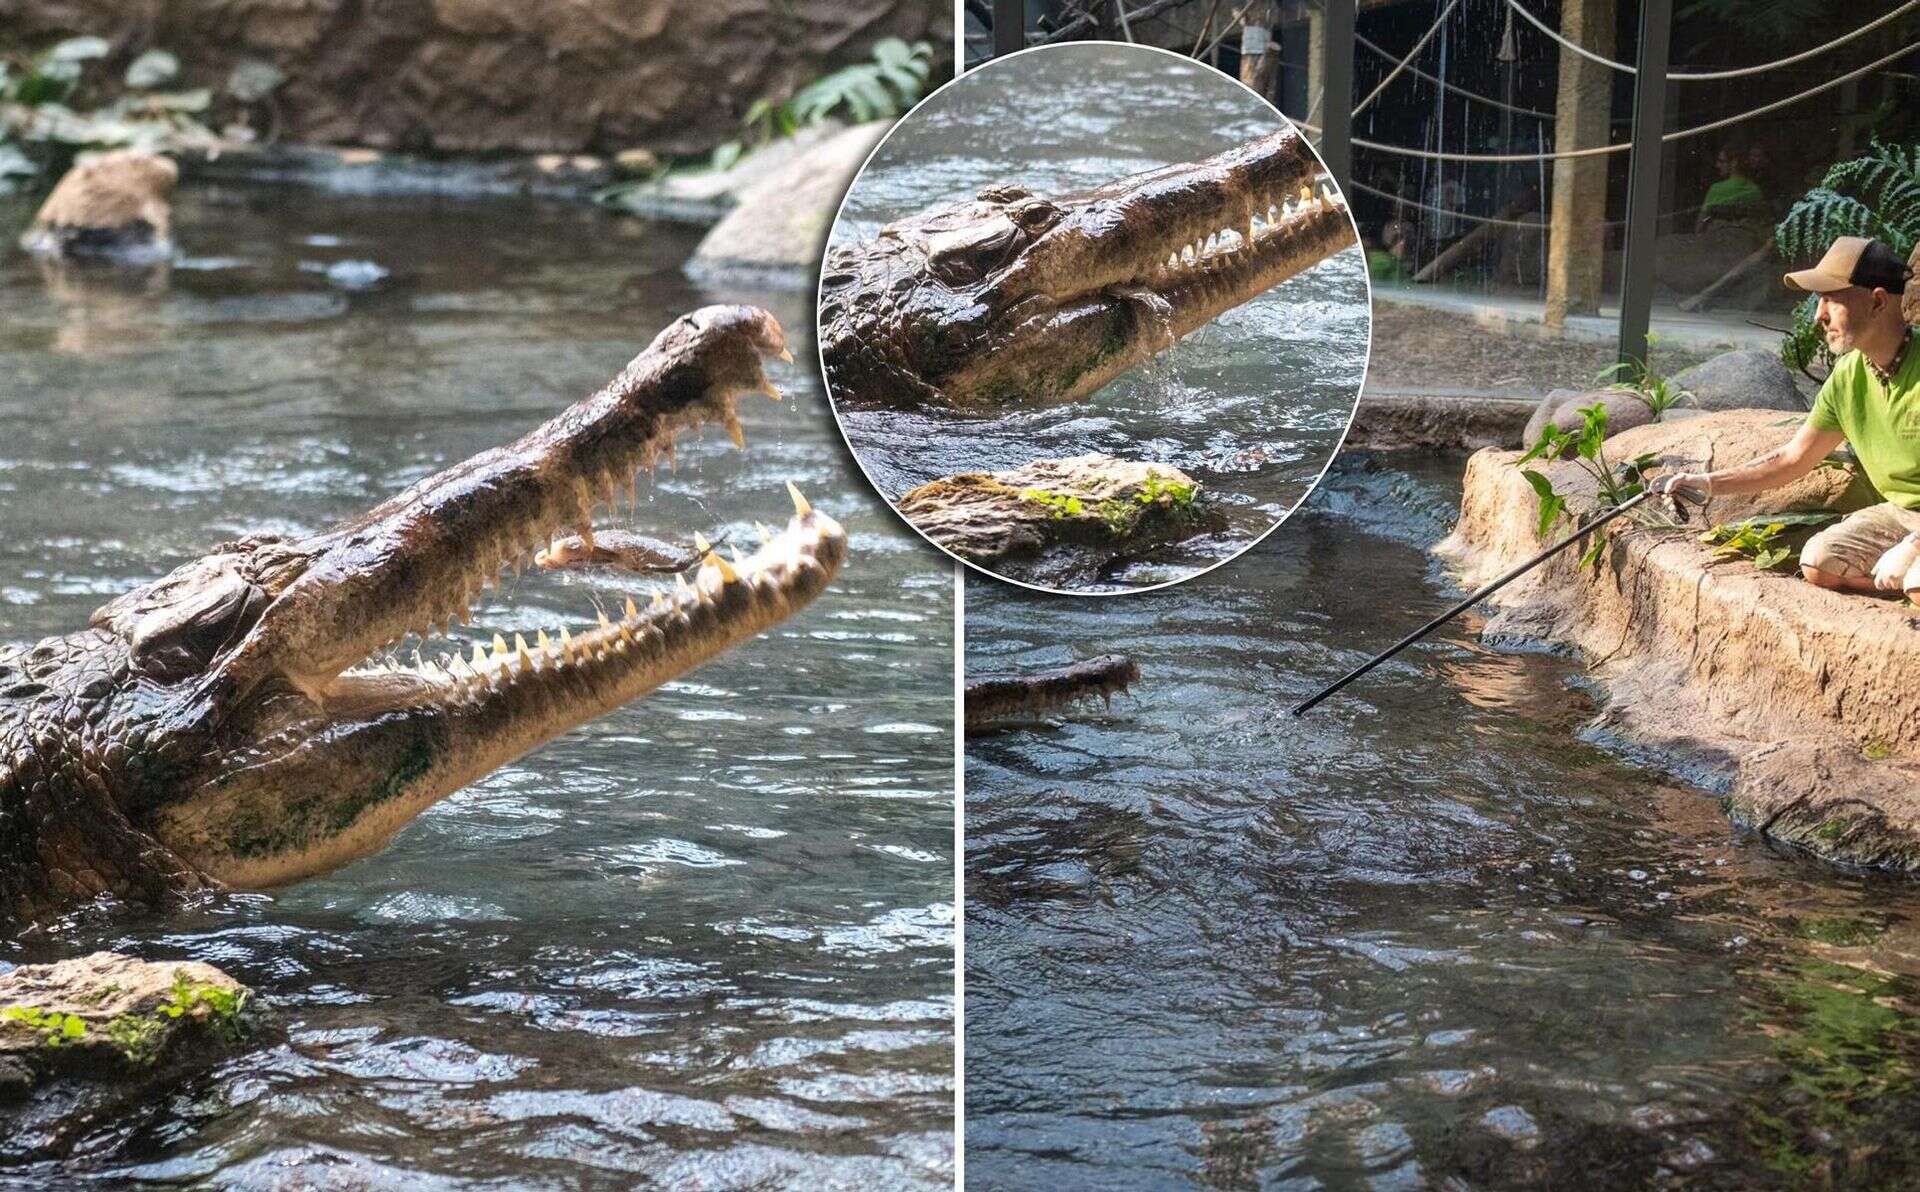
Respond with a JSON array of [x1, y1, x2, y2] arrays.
[[0, 187, 954, 1187], [829, 43, 1370, 591], [966, 455, 1920, 1188]]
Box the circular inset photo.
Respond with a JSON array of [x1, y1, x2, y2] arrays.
[[819, 41, 1371, 594]]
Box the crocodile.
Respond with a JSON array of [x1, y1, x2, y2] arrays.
[[0, 305, 846, 923], [964, 655, 1141, 730], [819, 127, 1356, 410]]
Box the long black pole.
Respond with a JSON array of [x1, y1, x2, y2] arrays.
[[992, 0, 1025, 58], [1319, 0, 1355, 198], [1290, 491, 1650, 716]]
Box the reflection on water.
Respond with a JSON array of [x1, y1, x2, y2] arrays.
[[965, 454, 1920, 1188], [0, 187, 953, 1186], [828, 43, 1369, 589]]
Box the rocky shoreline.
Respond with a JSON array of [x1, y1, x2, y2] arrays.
[[1436, 409, 1920, 870]]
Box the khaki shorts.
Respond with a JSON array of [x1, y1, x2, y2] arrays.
[[1800, 502, 1920, 582]]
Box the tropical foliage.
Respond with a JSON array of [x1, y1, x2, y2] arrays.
[[1776, 141, 1920, 376]]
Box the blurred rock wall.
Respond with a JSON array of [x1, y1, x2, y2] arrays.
[[0, 0, 951, 155]]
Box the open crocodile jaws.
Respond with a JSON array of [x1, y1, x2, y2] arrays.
[[0, 305, 846, 920], [820, 127, 1357, 409]]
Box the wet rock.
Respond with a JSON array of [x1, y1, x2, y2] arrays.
[[1520, 388, 1653, 449], [1481, 1104, 1541, 1149], [1350, 392, 1534, 452], [616, 120, 862, 223], [897, 454, 1216, 589], [0, 952, 263, 1158], [1670, 349, 1807, 413], [1440, 410, 1920, 870], [18, 151, 177, 264], [685, 122, 891, 283], [0, 3, 947, 157]]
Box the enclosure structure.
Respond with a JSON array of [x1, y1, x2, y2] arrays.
[[966, 0, 1919, 380]]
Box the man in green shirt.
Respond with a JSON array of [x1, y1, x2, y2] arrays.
[[1655, 236, 1918, 599]]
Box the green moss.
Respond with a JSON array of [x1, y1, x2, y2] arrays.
[[1814, 818, 1850, 844], [105, 1013, 165, 1067], [1, 1005, 87, 1047], [1019, 487, 1085, 519], [1797, 915, 1880, 948], [162, 969, 251, 1045]]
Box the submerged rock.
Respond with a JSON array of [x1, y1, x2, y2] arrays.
[[898, 454, 1215, 588], [0, 952, 261, 1158], [18, 151, 177, 264], [1670, 349, 1808, 414], [1439, 409, 1920, 870]]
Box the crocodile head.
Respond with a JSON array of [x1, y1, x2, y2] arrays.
[[820, 128, 1356, 410], [963, 654, 1141, 729], [0, 305, 846, 919]]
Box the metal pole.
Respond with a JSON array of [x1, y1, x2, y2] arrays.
[[1291, 491, 1653, 716], [1617, 0, 1672, 366], [1319, 0, 1355, 197], [992, 0, 1026, 59]]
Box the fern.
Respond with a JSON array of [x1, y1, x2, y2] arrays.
[[1775, 140, 1920, 376]]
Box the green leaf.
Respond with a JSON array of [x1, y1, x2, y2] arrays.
[[709, 140, 744, 172], [1521, 470, 1565, 537], [124, 50, 179, 89], [61, 1015, 85, 1038]]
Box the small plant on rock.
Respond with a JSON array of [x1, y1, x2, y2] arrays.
[[1513, 403, 1661, 569], [1, 1004, 88, 1046], [1594, 334, 1694, 420], [1699, 510, 1840, 572]]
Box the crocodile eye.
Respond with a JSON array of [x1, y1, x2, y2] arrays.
[[1009, 200, 1062, 232], [924, 219, 1021, 286], [128, 571, 264, 679]]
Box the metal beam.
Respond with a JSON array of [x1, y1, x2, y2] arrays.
[[993, 0, 1025, 58], [1617, 0, 1672, 365], [1319, 0, 1354, 196]]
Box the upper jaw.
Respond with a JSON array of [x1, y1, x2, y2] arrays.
[[986, 128, 1332, 306], [210, 305, 795, 704]]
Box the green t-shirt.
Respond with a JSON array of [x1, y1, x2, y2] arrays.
[[1702, 175, 1766, 216], [1807, 340, 1920, 508]]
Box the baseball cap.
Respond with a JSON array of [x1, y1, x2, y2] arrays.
[[1783, 236, 1912, 294]]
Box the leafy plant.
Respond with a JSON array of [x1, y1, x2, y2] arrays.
[[1595, 336, 1694, 419], [1699, 510, 1841, 571], [0, 36, 239, 190], [160, 969, 250, 1044], [1513, 403, 1663, 568], [2, 1004, 88, 1046], [704, 38, 933, 173], [1135, 474, 1196, 508], [1775, 140, 1920, 376]]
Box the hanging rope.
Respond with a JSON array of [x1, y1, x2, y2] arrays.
[[1505, 0, 1920, 81], [1297, 41, 1917, 163], [1357, 31, 1553, 120], [1354, 0, 1461, 116], [1345, 176, 1706, 231]]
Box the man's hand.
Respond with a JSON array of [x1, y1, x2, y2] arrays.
[[1652, 472, 1712, 500], [1872, 536, 1920, 592]]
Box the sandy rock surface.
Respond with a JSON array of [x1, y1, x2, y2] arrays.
[[686, 122, 891, 281], [1438, 409, 1920, 869]]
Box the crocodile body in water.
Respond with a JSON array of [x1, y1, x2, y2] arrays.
[[0, 305, 846, 923], [819, 127, 1356, 410], [964, 655, 1140, 730]]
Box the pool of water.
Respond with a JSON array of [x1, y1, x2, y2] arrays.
[[828, 42, 1370, 591], [965, 453, 1920, 1188], [0, 186, 954, 1186]]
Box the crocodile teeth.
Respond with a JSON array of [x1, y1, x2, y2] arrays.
[[787, 481, 811, 516]]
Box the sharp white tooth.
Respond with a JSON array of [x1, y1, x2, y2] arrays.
[[597, 607, 610, 628], [675, 573, 690, 594], [624, 595, 638, 619], [653, 591, 666, 608], [693, 531, 712, 552], [708, 552, 738, 583], [472, 643, 488, 669], [451, 654, 473, 680], [786, 481, 811, 516], [515, 633, 532, 670], [755, 522, 773, 544], [538, 628, 554, 658], [759, 379, 782, 403], [776, 346, 794, 363], [560, 626, 573, 654], [726, 413, 746, 449], [492, 633, 508, 659]]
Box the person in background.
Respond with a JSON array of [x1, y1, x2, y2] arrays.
[[1696, 139, 1769, 231]]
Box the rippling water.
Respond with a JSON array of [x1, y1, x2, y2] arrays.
[[0, 188, 953, 1186], [828, 43, 1370, 590], [965, 455, 1920, 1188]]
